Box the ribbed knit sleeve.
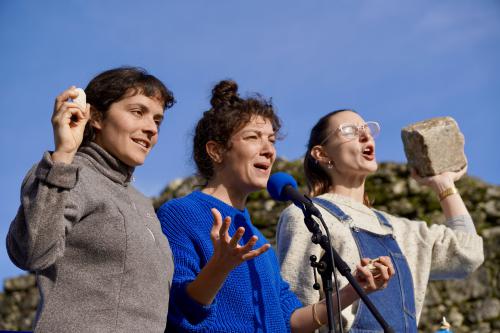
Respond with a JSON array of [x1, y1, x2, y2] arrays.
[[156, 199, 217, 328], [278, 267, 304, 331]]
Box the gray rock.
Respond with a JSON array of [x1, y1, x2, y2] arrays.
[[448, 306, 464, 327], [480, 298, 500, 321], [401, 117, 467, 177]]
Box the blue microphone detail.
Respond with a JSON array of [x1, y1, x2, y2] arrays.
[[267, 172, 298, 201]]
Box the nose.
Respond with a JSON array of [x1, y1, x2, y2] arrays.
[[143, 116, 158, 138], [358, 126, 371, 142], [261, 138, 275, 159]]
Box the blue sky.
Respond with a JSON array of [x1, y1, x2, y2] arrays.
[[1, 1, 499, 284]]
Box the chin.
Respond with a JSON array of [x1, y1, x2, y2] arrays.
[[123, 157, 146, 167]]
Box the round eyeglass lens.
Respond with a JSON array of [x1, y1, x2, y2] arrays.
[[366, 122, 380, 138]]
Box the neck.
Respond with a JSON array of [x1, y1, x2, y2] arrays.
[[329, 173, 366, 203], [202, 178, 248, 210]]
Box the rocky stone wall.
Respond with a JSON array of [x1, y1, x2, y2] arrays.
[[2, 160, 498, 332]]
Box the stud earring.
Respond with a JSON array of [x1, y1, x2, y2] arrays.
[[327, 160, 334, 169]]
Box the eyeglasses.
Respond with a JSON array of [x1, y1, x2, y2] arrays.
[[321, 121, 380, 144]]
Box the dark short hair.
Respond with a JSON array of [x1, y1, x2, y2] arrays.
[[83, 66, 175, 143], [193, 79, 281, 181]]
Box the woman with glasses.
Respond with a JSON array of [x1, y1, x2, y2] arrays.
[[276, 109, 484, 332], [157, 86, 394, 332]]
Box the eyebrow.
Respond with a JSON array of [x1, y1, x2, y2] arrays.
[[127, 103, 164, 121], [241, 129, 276, 136]]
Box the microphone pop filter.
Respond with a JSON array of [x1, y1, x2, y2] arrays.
[[267, 172, 298, 201]]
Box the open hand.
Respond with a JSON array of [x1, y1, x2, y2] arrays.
[[209, 208, 270, 274]]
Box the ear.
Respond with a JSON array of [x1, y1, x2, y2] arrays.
[[205, 141, 224, 164], [310, 145, 331, 164], [89, 105, 103, 130]]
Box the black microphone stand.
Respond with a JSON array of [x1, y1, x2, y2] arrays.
[[302, 207, 339, 333], [299, 198, 395, 333]]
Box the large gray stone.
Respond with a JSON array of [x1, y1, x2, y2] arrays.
[[401, 117, 467, 177]]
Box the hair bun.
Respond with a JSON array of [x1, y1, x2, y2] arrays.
[[210, 80, 240, 109]]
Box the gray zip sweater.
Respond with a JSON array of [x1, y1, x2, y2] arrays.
[[7, 143, 174, 333]]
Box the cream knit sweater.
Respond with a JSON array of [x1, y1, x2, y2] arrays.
[[276, 193, 484, 330]]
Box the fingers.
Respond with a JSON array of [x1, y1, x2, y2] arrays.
[[356, 264, 377, 291], [54, 86, 78, 112], [454, 164, 467, 181], [360, 257, 371, 266], [373, 261, 389, 281], [229, 227, 245, 247], [242, 243, 270, 261], [377, 256, 395, 277], [219, 216, 231, 242], [52, 102, 86, 125], [210, 208, 223, 242], [357, 256, 394, 292]]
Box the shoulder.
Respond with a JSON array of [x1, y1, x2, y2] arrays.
[[128, 185, 154, 207], [158, 193, 199, 215], [375, 210, 428, 230], [157, 192, 213, 226], [279, 203, 304, 220]]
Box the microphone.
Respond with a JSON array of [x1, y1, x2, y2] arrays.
[[267, 172, 322, 217]]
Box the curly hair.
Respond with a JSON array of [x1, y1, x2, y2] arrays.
[[83, 66, 175, 143], [193, 80, 281, 181]]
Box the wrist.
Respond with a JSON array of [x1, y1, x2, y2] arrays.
[[430, 177, 455, 194], [51, 150, 75, 164], [205, 257, 232, 280], [438, 186, 458, 201]]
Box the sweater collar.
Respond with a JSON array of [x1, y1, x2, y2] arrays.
[[319, 192, 373, 216], [191, 191, 250, 218], [77, 142, 134, 185]]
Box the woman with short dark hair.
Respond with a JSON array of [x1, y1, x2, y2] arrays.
[[7, 67, 176, 332]]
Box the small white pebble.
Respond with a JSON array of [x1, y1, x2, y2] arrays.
[[73, 88, 86, 111]]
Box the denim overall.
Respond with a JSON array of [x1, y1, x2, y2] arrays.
[[313, 198, 417, 333]]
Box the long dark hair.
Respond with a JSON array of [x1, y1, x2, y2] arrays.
[[304, 109, 371, 205], [193, 80, 281, 181]]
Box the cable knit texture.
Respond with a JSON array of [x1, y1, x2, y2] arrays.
[[276, 193, 484, 331], [6, 143, 174, 333], [157, 191, 302, 332]]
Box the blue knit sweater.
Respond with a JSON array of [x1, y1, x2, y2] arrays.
[[157, 191, 302, 332]]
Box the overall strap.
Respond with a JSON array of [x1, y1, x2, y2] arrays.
[[372, 210, 393, 230], [312, 197, 353, 223]]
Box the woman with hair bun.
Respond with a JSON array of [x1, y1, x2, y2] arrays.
[[158, 81, 393, 332]]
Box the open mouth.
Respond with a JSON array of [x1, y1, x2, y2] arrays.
[[132, 138, 150, 149], [253, 162, 271, 173], [362, 145, 375, 161]]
